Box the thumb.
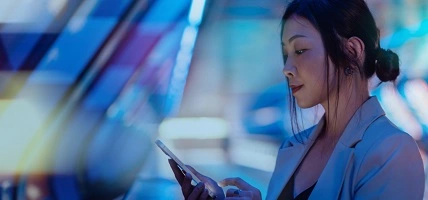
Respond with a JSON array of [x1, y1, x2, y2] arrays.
[[186, 165, 221, 196], [186, 165, 208, 181], [219, 177, 253, 190]]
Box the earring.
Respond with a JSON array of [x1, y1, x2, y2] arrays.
[[345, 67, 354, 76]]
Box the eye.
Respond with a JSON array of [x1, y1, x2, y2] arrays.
[[295, 49, 307, 55]]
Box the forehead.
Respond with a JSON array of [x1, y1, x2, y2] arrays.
[[281, 15, 320, 44]]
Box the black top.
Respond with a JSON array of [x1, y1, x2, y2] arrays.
[[278, 173, 317, 200]]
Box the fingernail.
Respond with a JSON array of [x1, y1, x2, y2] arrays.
[[218, 181, 225, 187]]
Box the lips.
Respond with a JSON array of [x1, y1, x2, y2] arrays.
[[290, 85, 303, 94]]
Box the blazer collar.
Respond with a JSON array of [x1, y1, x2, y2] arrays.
[[309, 97, 385, 199], [266, 117, 325, 199], [337, 96, 385, 147], [267, 97, 385, 200], [287, 96, 385, 147]]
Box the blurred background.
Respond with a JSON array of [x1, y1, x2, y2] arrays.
[[0, 0, 427, 199]]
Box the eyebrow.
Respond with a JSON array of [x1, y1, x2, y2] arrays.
[[281, 34, 307, 46]]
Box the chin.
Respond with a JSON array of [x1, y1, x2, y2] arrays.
[[295, 98, 316, 109]]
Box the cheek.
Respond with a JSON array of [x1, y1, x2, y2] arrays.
[[301, 54, 327, 85], [298, 56, 330, 106]]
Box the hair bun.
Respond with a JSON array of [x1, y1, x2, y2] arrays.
[[375, 48, 400, 82]]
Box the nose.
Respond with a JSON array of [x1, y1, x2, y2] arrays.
[[282, 60, 296, 78]]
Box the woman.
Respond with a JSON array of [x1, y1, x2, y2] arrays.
[[168, 0, 425, 199]]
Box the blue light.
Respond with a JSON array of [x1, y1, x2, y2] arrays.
[[381, 19, 428, 49], [164, 0, 207, 116]]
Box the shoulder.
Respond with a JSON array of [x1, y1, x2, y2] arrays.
[[355, 115, 418, 155], [354, 115, 424, 185], [352, 116, 425, 198]]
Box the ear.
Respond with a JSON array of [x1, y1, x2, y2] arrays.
[[345, 36, 365, 62]]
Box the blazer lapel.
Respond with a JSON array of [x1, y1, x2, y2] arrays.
[[267, 144, 306, 199], [309, 144, 354, 200], [267, 117, 326, 200], [309, 97, 385, 199]]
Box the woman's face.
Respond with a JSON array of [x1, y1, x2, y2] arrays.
[[282, 15, 334, 108]]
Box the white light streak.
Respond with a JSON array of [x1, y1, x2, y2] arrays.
[[403, 79, 428, 125], [188, 0, 206, 26], [380, 85, 422, 139], [159, 117, 229, 139]]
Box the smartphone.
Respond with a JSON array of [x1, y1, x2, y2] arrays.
[[155, 139, 216, 199]]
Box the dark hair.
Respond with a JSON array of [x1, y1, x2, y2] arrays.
[[281, 0, 400, 141]]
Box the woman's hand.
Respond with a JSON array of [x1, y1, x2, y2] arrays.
[[219, 178, 262, 200], [168, 159, 225, 200]]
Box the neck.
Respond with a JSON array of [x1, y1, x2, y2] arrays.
[[319, 82, 369, 141]]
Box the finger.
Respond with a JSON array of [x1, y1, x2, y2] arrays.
[[186, 165, 220, 191], [168, 159, 185, 185], [182, 172, 194, 198], [199, 188, 209, 200], [186, 166, 221, 198], [219, 177, 253, 190], [226, 188, 240, 197], [226, 189, 252, 197], [187, 182, 205, 200], [225, 197, 250, 200], [187, 165, 217, 184], [236, 190, 253, 198]]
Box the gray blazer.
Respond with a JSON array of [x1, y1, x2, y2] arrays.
[[266, 97, 425, 200]]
